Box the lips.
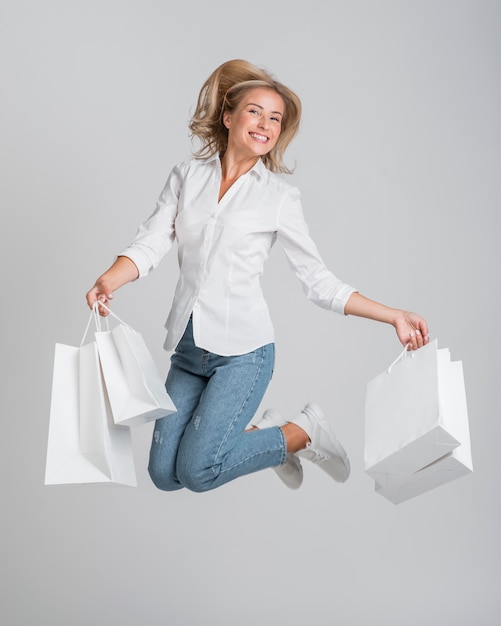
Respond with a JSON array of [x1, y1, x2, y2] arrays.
[[249, 132, 269, 143]]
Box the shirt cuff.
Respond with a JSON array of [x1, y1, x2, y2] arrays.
[[333, 286, 358, 315], [117, 248, 152, 278]]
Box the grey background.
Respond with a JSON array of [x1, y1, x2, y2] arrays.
[[1, 1, 500, 624]]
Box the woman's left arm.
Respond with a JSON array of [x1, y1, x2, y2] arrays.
[[344, 292, 429, 351]]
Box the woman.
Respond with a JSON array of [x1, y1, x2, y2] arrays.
[[86, 59, 429, 493]]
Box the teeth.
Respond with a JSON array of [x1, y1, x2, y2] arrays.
[[250, 133, 268, 142]]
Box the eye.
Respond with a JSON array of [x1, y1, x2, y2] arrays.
[[271, 116, 281, 123], [248, 108, 260, 115]]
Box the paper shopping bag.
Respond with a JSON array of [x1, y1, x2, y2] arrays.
[[94, 306, 176, 427], [45, 317, 137, 486], [374, 358, 472, 504], [78, 340, 137, 485], [364, 339, 464, 487]]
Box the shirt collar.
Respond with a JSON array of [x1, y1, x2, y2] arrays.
[[251, 158, 268, 180], [203, 152, 269, 181]]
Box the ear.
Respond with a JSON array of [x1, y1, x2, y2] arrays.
[[223, 111, 231, 130]]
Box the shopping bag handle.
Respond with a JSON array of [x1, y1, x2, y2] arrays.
[[387, 343, 413, 374], [79, 301, 129, 347], [80, 305, 103, 346], [91, 300, 130, 327]]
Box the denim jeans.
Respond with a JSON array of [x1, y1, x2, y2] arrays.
[[148, 318, 286, 492]]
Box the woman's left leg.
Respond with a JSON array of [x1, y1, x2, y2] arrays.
[[175, 343, 287, 492]]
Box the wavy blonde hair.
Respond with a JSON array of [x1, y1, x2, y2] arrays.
[[189, 59, 302, 174]]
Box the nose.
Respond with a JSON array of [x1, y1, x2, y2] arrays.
[[257, 116, 269, 130]]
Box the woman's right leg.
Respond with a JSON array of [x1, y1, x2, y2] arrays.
[[148, 348, 207, 491]]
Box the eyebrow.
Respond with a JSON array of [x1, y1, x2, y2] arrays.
[[246, 102, 283, 116]]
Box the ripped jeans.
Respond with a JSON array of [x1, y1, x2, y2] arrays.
[[148, 318, 286, 492]]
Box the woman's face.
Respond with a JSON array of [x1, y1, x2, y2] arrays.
[[223, 87, 284, 159]]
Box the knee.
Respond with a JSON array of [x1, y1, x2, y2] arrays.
[[148, 461, 183, 492], [176, 461, 220, 493]]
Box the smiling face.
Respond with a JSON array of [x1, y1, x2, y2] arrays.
[[223, 87, 284, 160]]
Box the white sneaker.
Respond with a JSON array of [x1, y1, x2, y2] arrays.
[[252, 409, 303, 490], [291, 403, 350, 483]]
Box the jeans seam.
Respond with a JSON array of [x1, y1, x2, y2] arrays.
[[212, 345, 267, 474], [217, 437, 285, 479], [277, 426, 287, 465]]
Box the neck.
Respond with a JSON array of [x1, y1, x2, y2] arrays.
[[220, 151, 259, 182]]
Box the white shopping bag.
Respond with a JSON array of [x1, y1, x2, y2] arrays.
[[94, 303, 176, 427], [78, 340, 137, 485], [364, 339, 466, 488], [45, 314, 137, 486], [374, 358, 472, 504]]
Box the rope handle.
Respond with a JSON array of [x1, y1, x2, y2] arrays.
[[80, 306, 99, 346], [387, 342, 413, 374], [80, 301, 129, 346], [91, 300, 130, 327]]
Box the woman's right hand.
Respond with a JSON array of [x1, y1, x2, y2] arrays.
[[85, 256, 139, 316], [86, 279, 114, 316]]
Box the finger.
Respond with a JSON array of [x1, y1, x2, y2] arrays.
[[86, 294, 98, 310], [416, 320, 430, 346], [97, 297, 110, 317], [87, 295, 109, 316], [407, 329, 424, 351], [421, 326, 430, 344]]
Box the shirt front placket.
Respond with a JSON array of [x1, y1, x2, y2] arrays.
[[191, 164, 247, 329], [192, 165, 224, 314]]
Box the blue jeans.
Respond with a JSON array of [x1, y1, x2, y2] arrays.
[[148, 318, 286, 492]]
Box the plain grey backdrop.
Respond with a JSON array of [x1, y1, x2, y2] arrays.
[[1, 1, 500, 624]]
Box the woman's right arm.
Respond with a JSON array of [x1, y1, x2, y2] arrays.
[[86, 162, 186, 315], [85, 255, 139, 315]]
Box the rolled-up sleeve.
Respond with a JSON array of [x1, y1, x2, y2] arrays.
[[276, 186, 357, 314], [119, 164, 184, 277]]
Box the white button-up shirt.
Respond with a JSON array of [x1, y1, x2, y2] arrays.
[[120, 154, 357, 356]]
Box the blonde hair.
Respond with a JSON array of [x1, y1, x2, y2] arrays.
[[189, 59, 302, 174]]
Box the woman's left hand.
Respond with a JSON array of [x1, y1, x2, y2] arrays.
[[343, 293, 430, 351], [393, 311, 430, 351]]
